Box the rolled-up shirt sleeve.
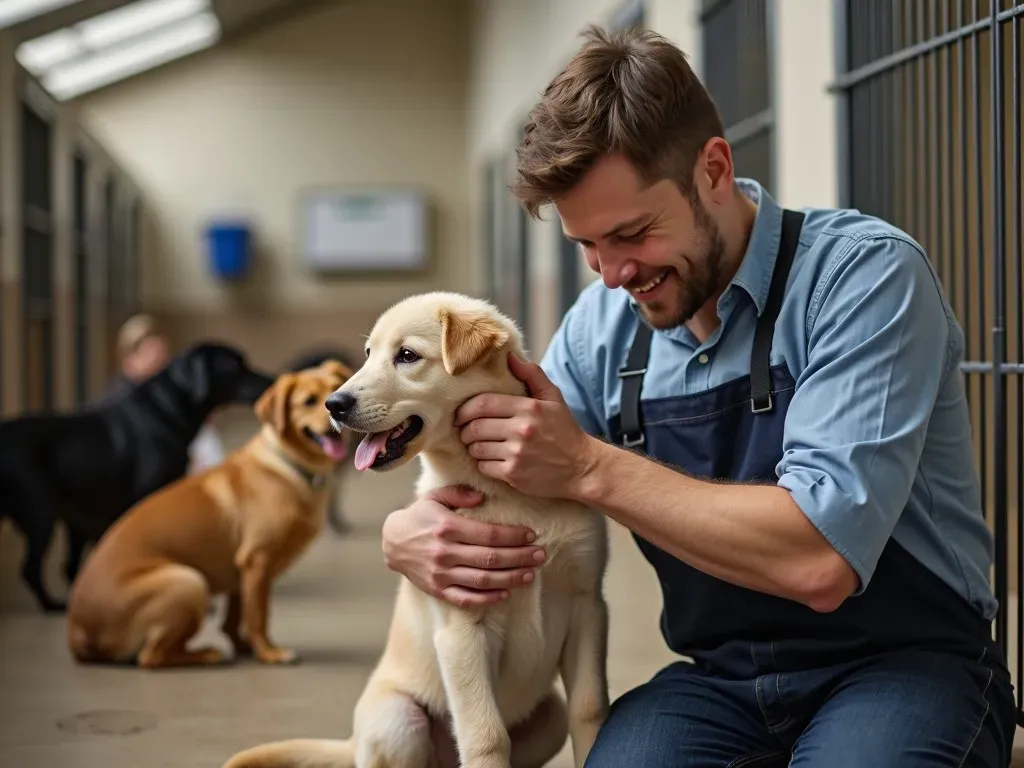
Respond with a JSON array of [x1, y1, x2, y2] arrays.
[[776, 234, 954, 593]]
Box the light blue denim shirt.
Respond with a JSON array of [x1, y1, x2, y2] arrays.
[[539, 178, 997, 621]]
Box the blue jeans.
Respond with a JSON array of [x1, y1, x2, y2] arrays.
[[584, 648, 1016, 767]]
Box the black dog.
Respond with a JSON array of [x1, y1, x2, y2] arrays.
[[0, 341, 274, 613]]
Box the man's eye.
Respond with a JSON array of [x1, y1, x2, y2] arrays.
[[395, 348, 421, 364]]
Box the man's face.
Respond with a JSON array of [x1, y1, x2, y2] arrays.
[[554, 152, 727, 330], [124, 335, 170, 381]]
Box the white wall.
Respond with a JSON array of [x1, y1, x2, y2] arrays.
[[774, 0, 838, 210], [74, 0, 473, 316]]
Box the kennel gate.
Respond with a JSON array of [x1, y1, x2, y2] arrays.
[[831, 0, 1024, 722]]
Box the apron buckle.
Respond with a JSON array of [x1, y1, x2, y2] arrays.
[[621, 431, 646, 448], [617, 359, 649, 450], [618, 365, 647, 378], [750, 392, 773, 413]]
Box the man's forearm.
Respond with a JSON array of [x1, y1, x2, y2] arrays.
[[572, 437, 859, 612]]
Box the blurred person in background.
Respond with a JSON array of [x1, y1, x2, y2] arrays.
[[104, 313, 226, 474]]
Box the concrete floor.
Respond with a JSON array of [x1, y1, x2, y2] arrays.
[[0, 456, 678, 768], [2, 449, 1023, 766]]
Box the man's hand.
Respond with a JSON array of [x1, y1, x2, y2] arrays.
[[381, 485, 546, 608], [454, 352, 599, 499]]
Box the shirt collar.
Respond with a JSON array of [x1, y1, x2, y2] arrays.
[[728, 178, 782, 317], [625, 177, 782, 322]]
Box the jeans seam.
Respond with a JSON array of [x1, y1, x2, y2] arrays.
[[754, 674, 768, 722], [754, 675, 793, 733], [957, 648, 994, 768], [726, 750, 787, 768]]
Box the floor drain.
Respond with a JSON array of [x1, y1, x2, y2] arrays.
[[56, 709, 158, 736]]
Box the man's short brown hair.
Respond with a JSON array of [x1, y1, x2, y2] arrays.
[[511, 25, 725, 218]]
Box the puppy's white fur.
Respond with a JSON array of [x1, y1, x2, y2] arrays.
[[223, 291, 610, 768]]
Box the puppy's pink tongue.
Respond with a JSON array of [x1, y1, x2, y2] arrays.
[[354, 432, 389, 471]]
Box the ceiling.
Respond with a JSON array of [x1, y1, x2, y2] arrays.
[[1, 0, 318, 100]]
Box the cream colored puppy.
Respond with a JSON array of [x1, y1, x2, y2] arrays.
[[223, 291, 610, 768]]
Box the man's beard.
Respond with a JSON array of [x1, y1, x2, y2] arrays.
[[639, 196, 726, 330]]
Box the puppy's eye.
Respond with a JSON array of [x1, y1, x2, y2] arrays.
[[364, 347, 370, 359], [394, 347, 421, 365], [303, 395, 317, 407]]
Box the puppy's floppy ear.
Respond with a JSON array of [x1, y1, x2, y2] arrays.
[[439, 308, 510, 376], [254, 374, 296, 433], [318, 359, 353, 384]]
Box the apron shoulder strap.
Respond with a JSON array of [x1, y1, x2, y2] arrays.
[[749, 208, 805, 413], [617, 319, 653, 448], [616, 207, 806, 449]]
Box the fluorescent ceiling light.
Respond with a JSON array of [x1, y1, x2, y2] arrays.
[[43, 9, 219, 100], [17, 0, 211, 74], [17, 27, 80, 73], [0, 0, 82, 29], [78, 0, 208, 50]]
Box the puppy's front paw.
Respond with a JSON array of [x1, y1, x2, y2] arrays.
[[256, 646, 299, 665]]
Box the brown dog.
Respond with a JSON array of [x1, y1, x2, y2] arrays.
[[66, 359, 354, 669]]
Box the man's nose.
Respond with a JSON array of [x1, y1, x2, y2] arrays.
[[601, 258, 639, 290], [325, 391, 356, 419]]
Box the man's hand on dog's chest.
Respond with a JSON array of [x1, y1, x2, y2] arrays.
[[381, 484, 546, 609]]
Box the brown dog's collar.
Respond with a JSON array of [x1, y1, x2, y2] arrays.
[[266, 440, 333, 489], [292, 463, 331, 489]]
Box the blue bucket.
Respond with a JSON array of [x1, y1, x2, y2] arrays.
[[206, 221, 251, 280]]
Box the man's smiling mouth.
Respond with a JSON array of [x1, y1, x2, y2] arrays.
[[631, 269, 671, 297]]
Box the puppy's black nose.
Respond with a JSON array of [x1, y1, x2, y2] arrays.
[[325, 391, 356, 419]]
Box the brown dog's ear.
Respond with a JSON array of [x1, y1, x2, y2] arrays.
[[254, 374, 296, 433], [439, 308, 510, 376], [318, 359, 353, 383]]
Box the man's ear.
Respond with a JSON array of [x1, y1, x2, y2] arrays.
[[254, 374, 296, 433], [439, 309, 510, 376]]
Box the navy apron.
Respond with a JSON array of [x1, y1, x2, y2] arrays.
[[607, 209, 999, 675]]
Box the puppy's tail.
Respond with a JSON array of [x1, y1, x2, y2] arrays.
[[222, 738, 355, 768]]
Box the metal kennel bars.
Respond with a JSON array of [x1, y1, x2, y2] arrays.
[[701, 0, 776, 196], [831, 0, 1024, 721], [20, 93, 55, 414]]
